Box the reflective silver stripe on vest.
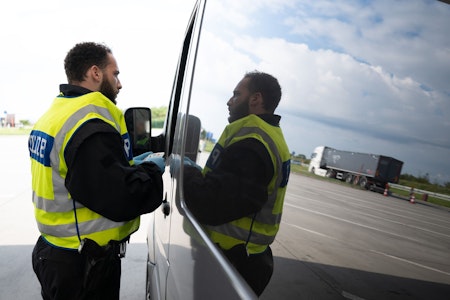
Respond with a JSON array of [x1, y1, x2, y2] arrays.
[[209, 126, 284, 245], [208, 222, 275, 245], [35, 104, 121, 236], [37, 217, 127, 238], [33, 191, 83, 212]]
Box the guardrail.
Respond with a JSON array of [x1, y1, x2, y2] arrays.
[[389, 183, 450, 202]]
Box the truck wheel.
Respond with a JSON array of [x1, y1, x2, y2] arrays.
[[310, 167, 315, 174], [326, 169, 335, 178], [345, 174, 353, 184], [359, 176, 368, 189]]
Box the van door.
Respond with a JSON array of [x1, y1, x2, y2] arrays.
[[150, 0, 210, 299], [160, 0, 257, 298], [148, 0, 258, 298]]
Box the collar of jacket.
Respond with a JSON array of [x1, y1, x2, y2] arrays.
[[256, 114, 281, 127], [59, 84, 93, 97]]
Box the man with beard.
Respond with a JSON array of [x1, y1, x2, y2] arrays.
[[29, 42, 164, 299], [183, 71, 291, 296]]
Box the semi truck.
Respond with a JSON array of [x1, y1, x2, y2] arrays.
[[308, 146, 403, 189]]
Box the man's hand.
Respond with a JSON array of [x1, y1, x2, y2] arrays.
[[143, 153, 165, 173], [184, 157, 202, 171], [134, 152, 165, 173], [133, 151, 153, 165], [168, 155, 202, 175]]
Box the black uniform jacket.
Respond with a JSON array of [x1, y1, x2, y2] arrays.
[[183, 114, 280, 226], [61, 84, 163, 222]]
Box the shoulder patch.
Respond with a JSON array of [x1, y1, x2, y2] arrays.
[[29, 130, 54, 167], [205, 143, 224, 170], [122, 132, 133, 161]]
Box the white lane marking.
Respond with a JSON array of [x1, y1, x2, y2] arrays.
[[369, 250, 450, 277], [287, 194, 450, 238], [359, 212, 450, 239], [342, 291, 366, 300], [282, 221, 336, 240], [287, 189, 450, 228], [284, 202, 424, 244], [318, 189, 450, 226], [282, 212, 450, 277]]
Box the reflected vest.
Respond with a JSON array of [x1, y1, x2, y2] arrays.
[[204, 114, 291, 254], [29, 91, 139, 249]]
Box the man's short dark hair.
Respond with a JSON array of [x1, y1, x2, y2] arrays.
[[64, 42, 112, 83], [244, 71, 282, 113]]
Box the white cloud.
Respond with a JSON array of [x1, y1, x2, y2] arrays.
[[0, 0, 196, 120], [286, 0, 450, 92], [188, 0, 450, 183], [1, 0, 449, 184]]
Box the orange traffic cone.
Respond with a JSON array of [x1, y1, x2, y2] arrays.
[[383, 183, 389, 197]]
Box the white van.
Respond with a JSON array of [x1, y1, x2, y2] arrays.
[[124, 0, 450, 299], [125, 1, 257, 298]]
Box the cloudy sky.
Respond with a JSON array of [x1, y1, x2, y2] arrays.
[[1, 0, 449, 184]]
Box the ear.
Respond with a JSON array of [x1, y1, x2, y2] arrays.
[[249, 92, 270, 114], [87, 65, 103, 83], [249, 92, 263, 107]]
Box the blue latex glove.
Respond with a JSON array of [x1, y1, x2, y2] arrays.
[[143, 153, 165, 173], [184, 157, 202, 171], [133, 151, 153, 165], [169, 156, 202, 175]]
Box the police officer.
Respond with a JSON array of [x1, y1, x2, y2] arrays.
[[183, 71, 291, 296], [29, 42, 163, 300]]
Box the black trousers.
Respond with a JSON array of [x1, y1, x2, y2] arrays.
[[224, 245, 274, 296], [32, 236, 121, 300]]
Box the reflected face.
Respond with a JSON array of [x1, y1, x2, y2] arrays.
[[136, 121, 146, 134], [227, 77, 251, 123], [99, 53, 122, 103]]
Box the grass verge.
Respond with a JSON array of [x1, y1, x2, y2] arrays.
[[0, 128, 32, 135]]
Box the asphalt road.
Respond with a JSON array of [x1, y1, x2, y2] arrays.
[[1, 135, 449, 299], [262, 173, 450, 300]]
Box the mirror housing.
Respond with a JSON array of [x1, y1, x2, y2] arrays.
[[185, 115, 201, 162], [124, 108, 201, 160], [124, 107, 152, 156]]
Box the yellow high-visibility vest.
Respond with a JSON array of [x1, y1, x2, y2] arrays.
[[29, 91, 139, 249], [204, 114, 291, 254]]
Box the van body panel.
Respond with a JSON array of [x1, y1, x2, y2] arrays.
[[144, 0, 257, 298]]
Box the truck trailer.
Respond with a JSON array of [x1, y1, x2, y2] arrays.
[[308, 146, 403, 189]]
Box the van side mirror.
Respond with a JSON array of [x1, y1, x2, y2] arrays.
[[124, 107, 152, 156], [185, 115, 201, 162]]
